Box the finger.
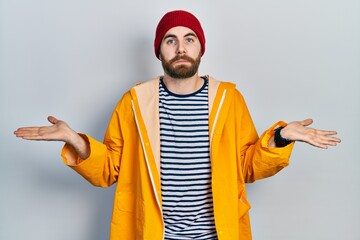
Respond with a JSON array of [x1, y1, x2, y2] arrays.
[[323, 134, 341, 142], [14, 127, 41, 137], [325, 137, 341, 145], [15, 126, 51, 138], [319, 137, 340, 146], [315, 130, 341, 142], [300, 118, 313, 127], [14, 127, 40, 135], [306, 139, 331, 149], [47, 116, 58, 124], [310, 135, 341, 148], [19, 134, 49, 140]]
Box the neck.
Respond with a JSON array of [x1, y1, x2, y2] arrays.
[[162, 74, 203, 95]]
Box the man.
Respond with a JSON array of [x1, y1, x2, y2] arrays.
[[14, 10, 341, 240]]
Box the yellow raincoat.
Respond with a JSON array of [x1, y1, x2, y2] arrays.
[[62, 76, 294, 239]]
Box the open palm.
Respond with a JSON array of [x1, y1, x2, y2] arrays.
[[14, 116, 73, 142], [282, 119, 341, 149]]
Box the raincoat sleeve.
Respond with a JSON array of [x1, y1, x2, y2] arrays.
[[234, 90, 295, 183], [60, 93, 132, 187]]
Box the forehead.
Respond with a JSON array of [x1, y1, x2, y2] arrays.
[[163, 26, 197, 38]]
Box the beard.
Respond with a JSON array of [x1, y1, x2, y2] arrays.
[[160, 52, 201, 79]]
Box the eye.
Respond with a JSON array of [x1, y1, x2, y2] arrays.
[[166, 39, 176, 45], [185, 38, 195, 43]]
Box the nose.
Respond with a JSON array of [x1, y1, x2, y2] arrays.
[[177, 41, 186, 55]]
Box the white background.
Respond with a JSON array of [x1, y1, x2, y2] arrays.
[[1, 0, 359, 239]]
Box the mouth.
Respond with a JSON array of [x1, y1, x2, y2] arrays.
[[174, 59, 190, 65]]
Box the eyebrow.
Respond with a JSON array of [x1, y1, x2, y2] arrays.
[[163, 32, 198, 40], [184, 33, 198, 38]]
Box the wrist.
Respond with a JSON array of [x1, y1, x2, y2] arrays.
[[65, 129, 79, 145], [274, 126, 292, 147], [66, 131, 90, 159]]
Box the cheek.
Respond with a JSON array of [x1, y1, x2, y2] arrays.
[[187, 42, 202, 55], [160, 45, 173, 58], [189, 48, 202, 59]]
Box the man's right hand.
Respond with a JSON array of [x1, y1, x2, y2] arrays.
[[14, 116, 90, 160]]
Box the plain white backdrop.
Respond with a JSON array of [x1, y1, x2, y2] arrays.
[[1, 0, 359, 239]]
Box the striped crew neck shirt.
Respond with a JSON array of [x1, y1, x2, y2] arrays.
[[159, 77, 218, 239]]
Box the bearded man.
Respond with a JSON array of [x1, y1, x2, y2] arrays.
[[14, 10, 340, 240]]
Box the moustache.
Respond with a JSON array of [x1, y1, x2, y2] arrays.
[[169, 55, 195, 64]]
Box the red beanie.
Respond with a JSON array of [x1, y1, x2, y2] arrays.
[[154, 10, 206, 59]]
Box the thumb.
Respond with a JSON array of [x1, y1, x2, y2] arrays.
[[300, 118, 313, 127], [47, 116, 59, 125]]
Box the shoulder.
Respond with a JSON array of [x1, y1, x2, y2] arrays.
[[133, 77, 160, 91], [207, 75, 244, 98], [117, 76, 161, 104]]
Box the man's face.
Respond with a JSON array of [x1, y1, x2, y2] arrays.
[[159, 26, 202, 79]]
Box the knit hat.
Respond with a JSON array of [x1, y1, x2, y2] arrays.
[[154, 10, 206, 59]]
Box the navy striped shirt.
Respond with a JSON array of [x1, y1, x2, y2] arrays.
[[159, 77, 218, 239]]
